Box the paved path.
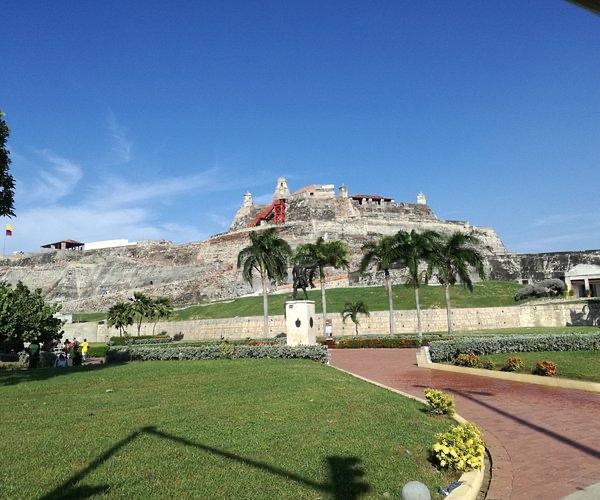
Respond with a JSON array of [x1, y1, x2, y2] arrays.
[[330, 349, 600, 500]]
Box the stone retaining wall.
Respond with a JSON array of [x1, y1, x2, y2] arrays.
[[63, 300, 599, 343]]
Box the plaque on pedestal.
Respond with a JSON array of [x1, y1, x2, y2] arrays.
[[285, 300, 317, 346]]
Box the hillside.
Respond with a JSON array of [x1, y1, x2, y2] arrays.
[[74, 280, 521, 322]]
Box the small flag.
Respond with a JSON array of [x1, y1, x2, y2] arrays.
[[5, 225, 13, 237]]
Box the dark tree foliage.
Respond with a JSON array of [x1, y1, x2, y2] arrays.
[[0, 282, 62, 351], [0, 112, 16, 217]]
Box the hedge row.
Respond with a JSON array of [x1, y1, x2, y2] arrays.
[[428, 333, 600, 362], [106, 344, 329, 363], [331, 334, 446, 349]]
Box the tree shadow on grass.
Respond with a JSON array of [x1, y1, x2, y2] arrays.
[[0, 362, 121, 387], [41, 426, 370, 499]]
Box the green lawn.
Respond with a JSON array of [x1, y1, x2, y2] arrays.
[[74, 281, 521, 323], [73, 311, 107, 323], [478, 350, 600, 383], [0, 360, 457, 498]]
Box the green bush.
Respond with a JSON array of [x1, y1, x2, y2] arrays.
[[502, 356, 524, 372], [220, 341, 236, 359], [106, 345, 329, 363], [480, 359, 495, 370], [532, 360, 557, 377], [454, 353, 480, 367], [0, 282, 63, 351], [423, 388, 456, 415], [331, 334, 444, 349], [428, 333, 600, 362], [431, 422, 485, 472]]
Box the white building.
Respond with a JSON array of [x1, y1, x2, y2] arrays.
[[83, 239, 137, 251], [565, 264, 600, 298]]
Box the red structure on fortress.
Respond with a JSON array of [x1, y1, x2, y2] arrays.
[[250, 199, 286, 226]]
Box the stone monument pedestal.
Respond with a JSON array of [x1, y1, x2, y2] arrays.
[[285, 300, 317, 346]]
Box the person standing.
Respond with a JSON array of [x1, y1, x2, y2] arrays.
[[28, 342, 40, 369], [81, 338, 89, 361]]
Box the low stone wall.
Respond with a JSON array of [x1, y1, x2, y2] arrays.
[[63, 300, 599, 343]]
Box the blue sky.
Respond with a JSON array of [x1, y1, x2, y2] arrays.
[[2, 1, 599, 253]]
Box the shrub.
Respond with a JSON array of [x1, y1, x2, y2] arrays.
[[532, 360, 557, 377], [431, 422, 485, 472], [514, 279, 566, 302], [480, 359, 495, 370], [454, 353, 480, 367], [220, 341, 236, 359], [173, 333, 184, 341], [332, 334, 445, 349], [39, 351, 57, 368], [502, 356, 524, 372], [424, 388, 456, 416], [428, 333, 600, 362], [0, 352, 19, 362], [0, 282, 63, 351], [106, 345, 329, 363]]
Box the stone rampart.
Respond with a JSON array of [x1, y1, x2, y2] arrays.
[[64, 300, 599, 343]]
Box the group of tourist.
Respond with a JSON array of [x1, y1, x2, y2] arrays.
[[25, 338, 90, 369], [53, 338, 90, 368]]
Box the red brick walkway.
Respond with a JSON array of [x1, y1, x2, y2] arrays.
[[330, 349, 600, 500]]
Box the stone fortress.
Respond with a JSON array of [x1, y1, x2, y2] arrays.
[[0, 177, 599, 312]]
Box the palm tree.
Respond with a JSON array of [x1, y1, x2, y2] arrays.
[[295, 237, 350, 335], [427, 232, 486, 336], [359, 235, 398, 336], [107, 302, 134, 337], [149, 296, 174, 335], [394, 229, 441, 341], [129, 292, 154, 336], [237, 228, 292, 337], [341, 301, 370, 336]]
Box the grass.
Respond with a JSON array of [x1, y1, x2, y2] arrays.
[[0, 360, 458, 498], [477, 350, 600, 383], [73, 280, 522, 323], [73, 311, 108, 323]]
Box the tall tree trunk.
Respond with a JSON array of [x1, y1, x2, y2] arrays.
[[385, 272, 395, 336], [415, 285, 422, 342], [444, 284, 453, 337], [320, 276, 328, 336], [355, 322, 358, 336], [261, 273, 269, 338], [152, 322, 157, 336]]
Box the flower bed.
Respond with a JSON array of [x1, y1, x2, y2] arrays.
[[324, 334, 446, 349]]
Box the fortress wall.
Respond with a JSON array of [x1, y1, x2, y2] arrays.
[[488, 250, 600, 281], [64, 301, 599, 343]]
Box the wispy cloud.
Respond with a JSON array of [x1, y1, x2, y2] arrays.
[[91, 167, 219, 208], [9, 205, 207, 251], [25, 149, 83, 204], [107, 111, 132, 164], [532, 213, 583, 227]]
